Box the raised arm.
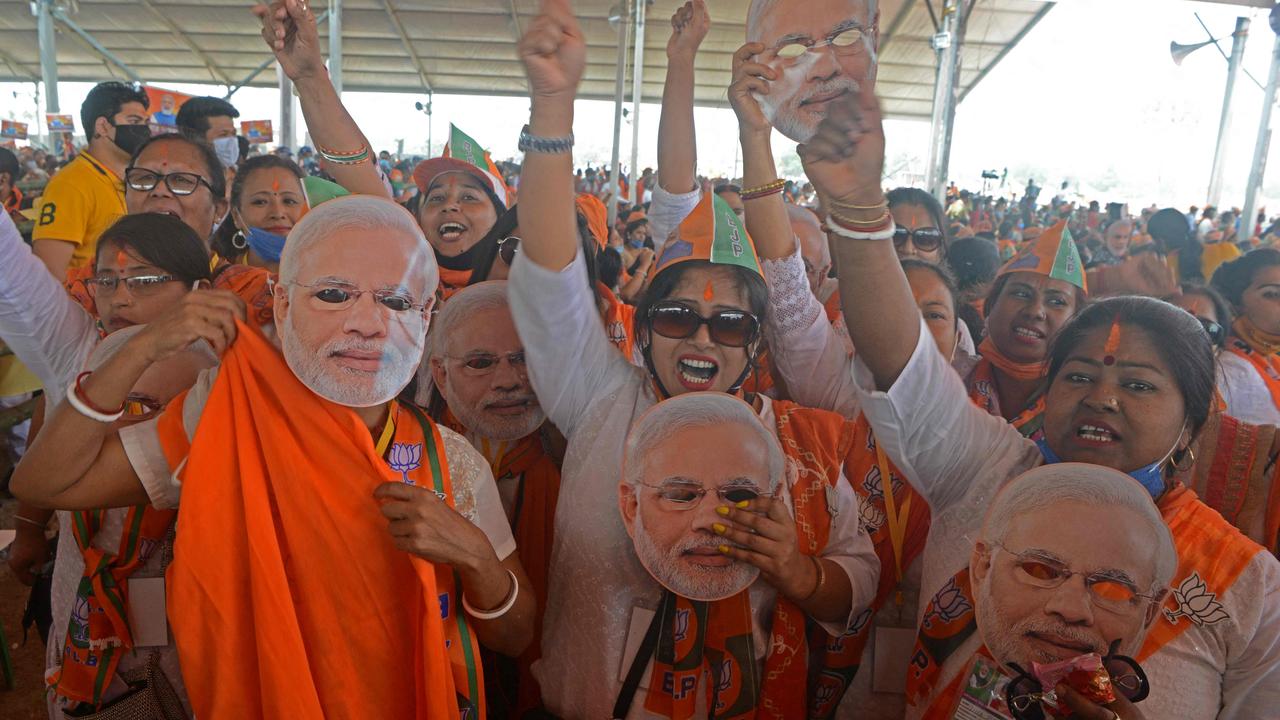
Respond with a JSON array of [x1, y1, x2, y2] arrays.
[[254, 0, 387, 198], [11, 292, 244, 510], [800, 84, 918, 390], [729, 42, 792, 261], [656, 0, 708, 195], [515, 0, 586, 272]]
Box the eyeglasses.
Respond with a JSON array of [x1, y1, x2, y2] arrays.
[[647, 302, 760, 348], [85, 273, 177, 297], [498, 236, 521, 266], [992, 542, 1161, 614], [284, 281, 432, 314], [443, 351, 526, 375], [640, 480, 772, 509], [1004, 641, 1150, 720], [773, 24, 874, 60], [1197, 316, 1226, 346], [125, 168, 215, 197], [893, 227, 945, 253]]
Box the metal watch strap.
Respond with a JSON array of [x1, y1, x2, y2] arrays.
[[518, 124, 574, 154]]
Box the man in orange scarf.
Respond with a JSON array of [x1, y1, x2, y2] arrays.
[[422, 280, 561, 715], [14, 195, 535, 719]]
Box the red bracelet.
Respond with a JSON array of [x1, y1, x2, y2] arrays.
[[74, 371, 125, 415]]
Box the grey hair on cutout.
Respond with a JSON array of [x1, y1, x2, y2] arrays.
[[622, 393, 785, 493], [980, 463, 1178, 593], [425, 281, 512, 364], [746, 0, 878, 41], [279, 194, 439, 295]]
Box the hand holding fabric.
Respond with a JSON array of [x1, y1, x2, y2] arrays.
[[374, 481, 496, 571], [134, 290, 245, 360]]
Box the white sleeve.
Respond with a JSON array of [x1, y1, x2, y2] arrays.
[[648, 184, 702, 253], [508, 248, 637, 438], [855, 317, 1040, 512], [116, 368, 218, 509], [762, 249, 861, 418], [1220, 552, 1280, 720], [1218, 353, 1280, 426], [440, 426, 517, 561], [0, 211, 97, 393], [816, 467, 880, 636]]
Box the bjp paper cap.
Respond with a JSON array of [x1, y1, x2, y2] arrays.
[[412, 124, 508, 206], [998, 220, 1087, 293], [654, 191, 762, 278], [575, 193, 610, 250], [300, 176, 349, 210]]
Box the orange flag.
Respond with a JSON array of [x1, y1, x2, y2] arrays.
[[163, 322, 458, 719]]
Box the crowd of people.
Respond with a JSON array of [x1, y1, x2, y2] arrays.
[[2, 0, 1280, 718]]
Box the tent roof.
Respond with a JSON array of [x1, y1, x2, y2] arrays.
[[0, 0, 1272, 119]]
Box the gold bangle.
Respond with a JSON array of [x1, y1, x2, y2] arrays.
[[740, 179, 787, 198], [803, 555, 826, 601], [830, 207, 892, 229], [828, 197, 889, 212]]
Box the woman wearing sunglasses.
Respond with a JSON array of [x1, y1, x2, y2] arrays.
[[507, 8, 877, 716], [1212, 249, 1280, 419], [798, 86, 1280, 720], [0, 210, 216, 717], [887, 187, 950, 263]]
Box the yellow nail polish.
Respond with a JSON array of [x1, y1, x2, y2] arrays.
[[718, 544, 730, 554], [716, 506, 730, 516], [713, 523, 726, 534], [736, 500, 750, 509]]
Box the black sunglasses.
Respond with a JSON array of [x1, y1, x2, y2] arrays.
[[1197, 316, 1226, 346], [498, 236, 521, 266], [647, 302, 760, 348], [893, 227, 945, 253]]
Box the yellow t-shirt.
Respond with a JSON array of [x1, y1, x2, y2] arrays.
[[1202, 241, 1243, 281], [0, 345, 41, 397], [31, 151, 126, 270]]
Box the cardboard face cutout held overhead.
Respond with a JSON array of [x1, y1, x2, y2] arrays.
[[746, 0, 882, 143]]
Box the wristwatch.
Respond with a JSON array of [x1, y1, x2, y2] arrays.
[[518, 124, 575, 154]]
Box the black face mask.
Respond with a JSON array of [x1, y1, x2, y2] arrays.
[[110, 122, 151, 155]]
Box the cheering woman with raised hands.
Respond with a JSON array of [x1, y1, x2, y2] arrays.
[[799, 82, 1280, 720], [508, 1, 877, 717]]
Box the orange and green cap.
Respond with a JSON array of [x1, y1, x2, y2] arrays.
[[654, 191, 762, 278], [998, 220, 1087, 293], [300, 176, 350, 209], [412, 123, 509, 206]]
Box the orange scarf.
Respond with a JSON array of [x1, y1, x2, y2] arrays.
[[441, 408, 561, 715], [50, 505, 176, 706], [809, 417, 933, 718], [1228, 318, 1280, 412], [598, 281, 637, 359], [439, 266, 473, 301], [1185, 413, 1280, 555], [638, 401, 849, 718], [966, 356, 1046, 438], [163, 322, 467, 719], [976, 337, 1044, 381], [1138, 485, 1261, 660]]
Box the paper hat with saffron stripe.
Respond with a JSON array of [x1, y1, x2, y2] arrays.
[[654, 191, 762, 278], [300, 176, 350, 209], [998, 220, 1087, 293], [411, 124, 509, 206]]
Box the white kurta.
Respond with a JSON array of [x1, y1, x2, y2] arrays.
[[508, 249, 879, 719]]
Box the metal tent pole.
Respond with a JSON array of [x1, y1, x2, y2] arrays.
[[607, 2, 630, 227], [36, 0, 58, 114], [628, 0, 646, 204], [329, 0, 343, 95], [278, 62, 295, 150], [925, 0, 966, 203], [1242, 28, 1280, 241], [1207, 17, 1250, 208]]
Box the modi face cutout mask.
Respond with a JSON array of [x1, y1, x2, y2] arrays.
[[619, 394, 784, 601], [746, 0, 880, 143]]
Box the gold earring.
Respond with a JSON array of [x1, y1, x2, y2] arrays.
[[1173, 446, 1196, 474]]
